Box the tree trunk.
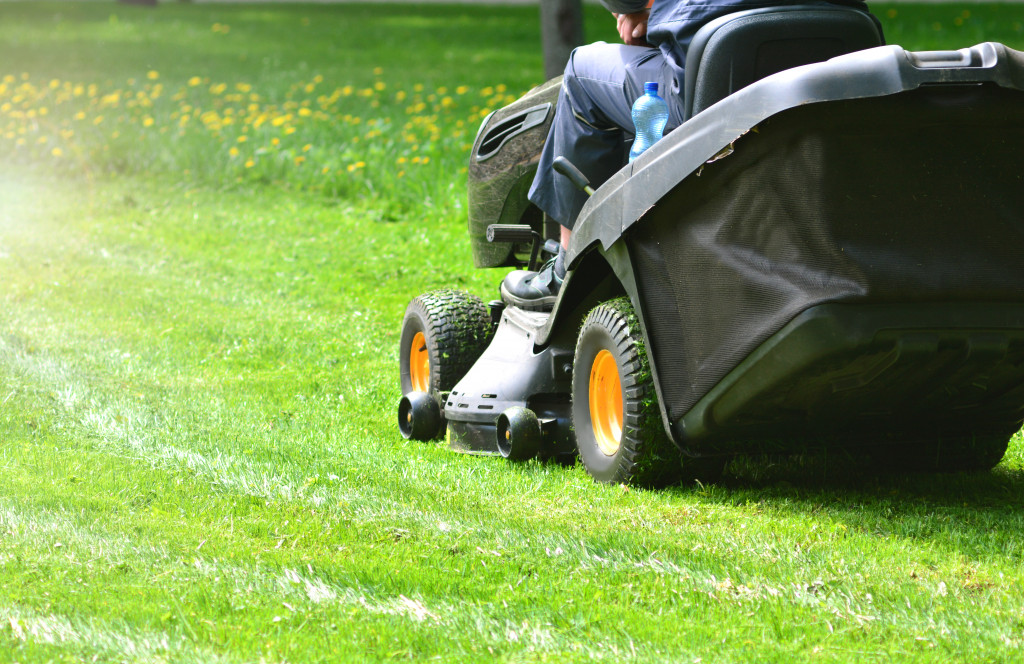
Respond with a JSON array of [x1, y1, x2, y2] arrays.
[[540, 0, 584, 80]]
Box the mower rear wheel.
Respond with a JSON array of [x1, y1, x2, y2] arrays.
[[399, 289, 493, 396], [572, 298, 681, 487]]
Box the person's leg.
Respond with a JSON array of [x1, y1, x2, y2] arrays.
[[528, 41, 664, 234], [502, 42, 677, 310]]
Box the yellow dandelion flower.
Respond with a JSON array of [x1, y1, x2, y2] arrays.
[[245, 159, 255, 168], [398, 170, 405, 178], [237, 135, 248, 143], [374, 81, 386, 92], [229, 147, 239, 157], [143, 117, 155, 127], [93, 115, 104, 125], [302, 144, 312, 152], [298, 108, 312, 117], [51, 147, 62, 157], [188, 76, 202, 87], [147, 70, 159, 80], [373, 67, 384, 76], [235, 82, 252, 93], [456, 85, 469, 95], [284, 127, 297, 135], [321, 166, 330, 174], [294, 155, 306, 165], [271, 137, 280, 146]]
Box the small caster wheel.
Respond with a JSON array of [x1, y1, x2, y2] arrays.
[[398, 391, 444, 441], [496, 407, 542, 461]]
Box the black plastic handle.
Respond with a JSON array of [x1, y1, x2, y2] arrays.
[[553, 156, 592, 193], [487, 224, 535, 244]]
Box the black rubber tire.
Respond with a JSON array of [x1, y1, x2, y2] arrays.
[[496, 407, 542, 461], [399, 290, 493, 396], [397, 391, 444, 441], [571, 298, 682, 487]]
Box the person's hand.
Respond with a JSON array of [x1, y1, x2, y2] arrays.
[[615, 10, 650, 46]]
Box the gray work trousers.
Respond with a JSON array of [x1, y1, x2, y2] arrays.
[[527, 41, 686, 230]]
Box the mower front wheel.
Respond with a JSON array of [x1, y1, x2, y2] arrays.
[[399, 289, 493, 397], [572, 298, 681, 487]]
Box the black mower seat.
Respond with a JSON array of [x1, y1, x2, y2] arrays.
[[683, 5, 885, 120]]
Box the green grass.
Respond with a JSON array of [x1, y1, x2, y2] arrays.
[[2, 2, 1024, 662]]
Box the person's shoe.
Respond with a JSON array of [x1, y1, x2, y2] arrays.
[[500, 251, 565, 311]]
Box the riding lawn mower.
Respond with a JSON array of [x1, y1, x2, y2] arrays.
[[396, 5, 1024, 486]]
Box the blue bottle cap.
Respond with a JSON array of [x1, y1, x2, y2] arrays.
[[644, 81, 659, 94]]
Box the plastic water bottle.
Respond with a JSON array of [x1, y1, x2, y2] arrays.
[[628, 81, 669, 162]]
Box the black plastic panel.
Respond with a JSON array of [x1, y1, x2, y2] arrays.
[[628, 86, 1024, 427]]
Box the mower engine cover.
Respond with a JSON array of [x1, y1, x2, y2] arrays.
[[467, 77, 560, 268]]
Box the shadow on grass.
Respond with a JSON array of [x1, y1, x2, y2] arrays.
[[670, 447, 1024, 560]]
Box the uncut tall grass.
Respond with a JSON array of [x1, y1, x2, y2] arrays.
[[1, 3, 1019, 214]]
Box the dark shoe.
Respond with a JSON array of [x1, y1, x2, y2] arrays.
[[500, 254, 564, 311]]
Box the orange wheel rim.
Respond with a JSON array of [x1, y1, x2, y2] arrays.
[[589, 349, 623, 456], [410, 331, 430, 392]]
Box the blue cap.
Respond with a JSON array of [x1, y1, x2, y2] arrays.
[[644, 81, 659, 94]]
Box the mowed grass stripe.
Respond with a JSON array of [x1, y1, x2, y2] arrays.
[[3, 606, 232, 664], [4, 368, 1024, 661]]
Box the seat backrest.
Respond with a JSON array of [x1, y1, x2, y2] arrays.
[[683, 5, 885, 120]]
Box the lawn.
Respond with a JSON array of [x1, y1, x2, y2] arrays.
[[1, 2, 1024, 662]]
